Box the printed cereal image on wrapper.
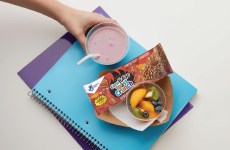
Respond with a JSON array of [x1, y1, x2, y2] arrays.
[[84, 43, 173, 115]]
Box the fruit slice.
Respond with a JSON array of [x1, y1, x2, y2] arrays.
[[147, 86, 159, 101], [144, 90, 154, 98], [130, 88, 147, 108], [137, 100, 155, 113], [137, 107, 144, 113], [132, 108, 142, 119]]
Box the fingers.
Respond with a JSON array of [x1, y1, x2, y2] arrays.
[[101, 16, 118, 24], [93, 13, 118, 25], [105, 18, 118, 24]]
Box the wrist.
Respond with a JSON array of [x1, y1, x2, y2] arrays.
[[52, 2, 70, 24], [57, 5, 79, 26]]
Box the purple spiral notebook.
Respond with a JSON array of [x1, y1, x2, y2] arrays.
[[18, 6, 193, 150]]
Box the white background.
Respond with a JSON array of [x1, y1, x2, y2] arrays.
[[0, 0, 230, 149]]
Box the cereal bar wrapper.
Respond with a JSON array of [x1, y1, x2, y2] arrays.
[[83, 43, 173, 115]]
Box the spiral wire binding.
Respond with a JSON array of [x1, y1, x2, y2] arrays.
[[28, 90, 108, 150]]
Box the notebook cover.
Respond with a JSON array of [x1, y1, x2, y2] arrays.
[[164, 102, 193, 133], [18, 6, 195, 150]]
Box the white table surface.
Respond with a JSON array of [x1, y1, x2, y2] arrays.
[[0, 0, 230, 150]]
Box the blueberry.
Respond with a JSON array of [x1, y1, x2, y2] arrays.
[[142, 112, 149, 118], [156, 101, 163, 107], [157, 97, 161, 102], [155, 106, 162, 113], [151, 101, 158, 107]]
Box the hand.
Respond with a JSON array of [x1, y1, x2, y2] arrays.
[[60, 8, 118, 54], [1, 0, 116, 54]]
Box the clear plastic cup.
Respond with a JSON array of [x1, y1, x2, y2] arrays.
[[85, 22, 130, 65], [126, 82, 166, 121]]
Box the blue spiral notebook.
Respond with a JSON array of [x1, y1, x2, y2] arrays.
[[29, 30, 197, 150]]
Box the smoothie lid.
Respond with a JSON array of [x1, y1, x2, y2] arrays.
[[85, 22, 130, 65]]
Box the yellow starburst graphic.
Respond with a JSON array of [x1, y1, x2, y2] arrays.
[[95, 95, 107, 106]]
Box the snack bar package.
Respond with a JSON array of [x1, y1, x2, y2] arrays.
[[84, 43, 173, 115]]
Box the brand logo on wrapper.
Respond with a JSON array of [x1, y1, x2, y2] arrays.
[[109, 70, 135, 98], [83, 76, 105, 94], [88, 83, 99, 91]]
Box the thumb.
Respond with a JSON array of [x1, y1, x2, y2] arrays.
[[73, 31, 87, 55]]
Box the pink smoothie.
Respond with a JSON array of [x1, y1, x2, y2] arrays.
[[88, 26, 127, 64]]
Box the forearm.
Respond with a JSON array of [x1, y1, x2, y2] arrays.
[[1, 0, 69, 23]]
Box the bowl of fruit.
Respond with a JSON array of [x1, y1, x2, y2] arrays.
[[126, 82, 166, 121]]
